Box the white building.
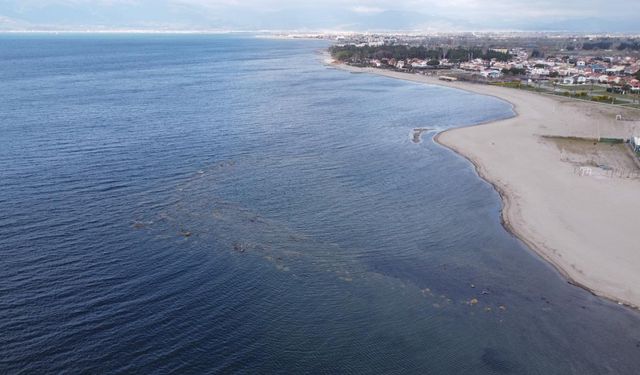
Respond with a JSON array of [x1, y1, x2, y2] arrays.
[[481, 70, 503, 79], [606, 66, 626, 75], [531, 68, 550, 76], [411, 61, 428, 68]]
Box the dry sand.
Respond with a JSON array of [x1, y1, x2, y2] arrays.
[[333, 64, 640, 309]]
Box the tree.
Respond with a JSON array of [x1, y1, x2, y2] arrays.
[[531, 49, 544, 58], [582, 41, 612, 50], [329, 45, 511, 65], [427, 59, 440, 66], [502, 67, 526, 76], [636, 70, 640, 80], [334, 51, 353, 61], [618, 42, 640, 51]]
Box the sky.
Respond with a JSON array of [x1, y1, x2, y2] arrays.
[[0, 0, 639, 32]]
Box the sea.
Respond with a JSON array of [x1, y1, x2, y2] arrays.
[[1, 34, 639, 374]]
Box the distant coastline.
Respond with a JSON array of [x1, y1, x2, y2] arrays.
[[0, 30, 245, 34], [328, 58, 640, 310]]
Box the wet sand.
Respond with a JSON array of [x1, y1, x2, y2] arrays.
[[332, 63, 640, 309]]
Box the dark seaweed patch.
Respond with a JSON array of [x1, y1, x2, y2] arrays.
[[481, 348, 519, 374]]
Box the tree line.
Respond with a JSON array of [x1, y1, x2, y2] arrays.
[[581, 40, 640, 51], [330, 45, 512, 64], [618, 42, 640, 51]]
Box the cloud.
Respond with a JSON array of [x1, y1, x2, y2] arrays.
[[0, 0, 638, 31], [351, 6, 385, 14]]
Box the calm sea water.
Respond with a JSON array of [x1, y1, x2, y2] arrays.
[[1, 34, 639, 374]]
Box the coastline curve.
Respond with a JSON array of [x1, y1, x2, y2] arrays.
[[330, 61, 640, 311]]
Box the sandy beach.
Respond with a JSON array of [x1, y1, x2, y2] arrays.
[[333, 63, 640, 309]]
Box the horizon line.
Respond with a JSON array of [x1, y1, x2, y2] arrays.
[[2, 29, 640, 36]]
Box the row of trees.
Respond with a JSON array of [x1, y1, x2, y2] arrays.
[[329, 45, 512, 64], [501, 67, 527, 76], [618, 42, 640, 51], [575, 41, 640, 51], [582, 41, 613, 50]]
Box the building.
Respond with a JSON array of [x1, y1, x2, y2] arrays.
[[411, 60, 429, 69], [531, 67, 550, 76], [481, 70, 503, 79], [606, 66, 626, 75]]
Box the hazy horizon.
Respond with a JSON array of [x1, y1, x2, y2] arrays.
[[1, 0, 639, 33]]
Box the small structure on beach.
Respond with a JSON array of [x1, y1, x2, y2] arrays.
[[480, 70, 503, 79], [439, 76, 457, 82], [631, 137, 640, 153]]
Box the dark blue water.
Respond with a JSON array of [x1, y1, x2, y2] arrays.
[[1, 34, 639, 374]]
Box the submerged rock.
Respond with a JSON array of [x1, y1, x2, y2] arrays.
[[233, 242, 246, 252], [132, 221, 146, 229]]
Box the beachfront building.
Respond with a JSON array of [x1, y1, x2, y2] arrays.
[[411, 60, 426, 68], [481, 70, 503, 79]]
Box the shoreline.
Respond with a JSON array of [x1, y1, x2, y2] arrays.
[[329, 62, 640, 310], [432, 130, 609, 306]]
